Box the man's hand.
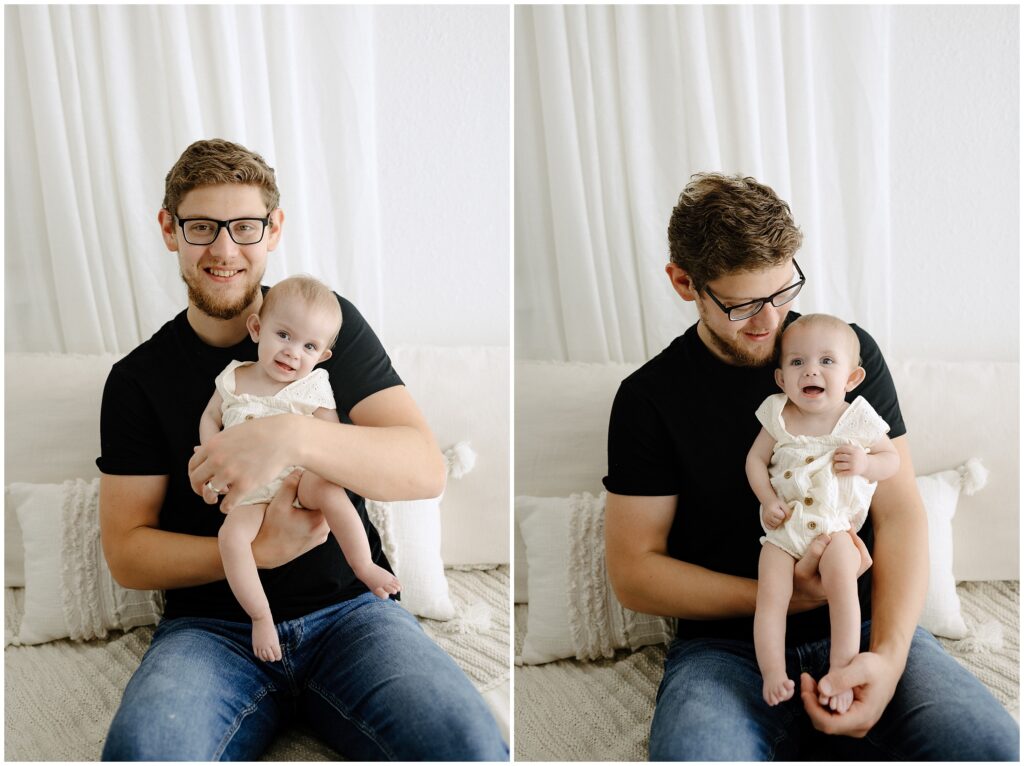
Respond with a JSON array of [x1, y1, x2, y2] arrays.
[[789, 532, 871, 614], [799, 651, 902, 737], [761, 498, 791, 530], [189, 414, 300, 512], [250, 470, 330, 569], [834, 444, 869, 476]]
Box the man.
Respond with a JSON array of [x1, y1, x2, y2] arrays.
[[97, 139, 507, 760], [603, 173, 1018, 760]]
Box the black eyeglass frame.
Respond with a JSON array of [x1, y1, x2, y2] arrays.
[[175, 216, 271, 246], [703, 260, 806, 321]]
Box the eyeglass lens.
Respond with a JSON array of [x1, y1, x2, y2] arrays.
[[730, 281, 803, 320], [182, 219, 265, 245]]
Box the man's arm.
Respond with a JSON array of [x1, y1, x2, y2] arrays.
[[100, 471, 328, 590], [800, 435, 928, 736], [191, 385, 447, 512], [605, 492, 834, 619]]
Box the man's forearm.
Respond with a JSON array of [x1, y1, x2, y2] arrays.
[[867, 437, 928, 666], [108, 526, 225, 590], [295, 417, 446, 501], [612, 551, 759, 619]]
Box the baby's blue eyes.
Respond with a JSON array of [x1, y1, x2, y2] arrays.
[[789, 357, 835, 366]]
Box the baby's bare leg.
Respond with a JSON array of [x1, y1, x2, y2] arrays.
[[297, 471, 401, 599], [819, 530, 862, 713], [754, 542, 797, 706], [218, 505, 281, 662]]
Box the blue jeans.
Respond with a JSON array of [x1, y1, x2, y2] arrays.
[[101, 592, 508, 761], [649, 622, 1019, 761]]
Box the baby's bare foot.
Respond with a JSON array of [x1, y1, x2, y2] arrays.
[[762, 674, 795, 706], [829, 689, 854, 714], [356, 562, 402, 600], [252, 616, 282, 662]]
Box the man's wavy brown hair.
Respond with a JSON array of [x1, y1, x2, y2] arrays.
[[162, 139, 280, 217], [667, 173, 803, 291]]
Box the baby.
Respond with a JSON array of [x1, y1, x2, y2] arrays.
[[199, 275, 401, 662], [746, 313, 899, 713]]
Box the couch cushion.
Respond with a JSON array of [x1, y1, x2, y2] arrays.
[[514, 358, 1018, 581]]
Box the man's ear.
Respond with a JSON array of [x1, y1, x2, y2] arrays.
[[318, 349, 333, 363], [246, 313, 262, 343], [666, 263, 700, 302], [158, 209, 179, 253], [265, 208, 285, 251], [846, 366, 866, 391], [774, 368, 785, 390]]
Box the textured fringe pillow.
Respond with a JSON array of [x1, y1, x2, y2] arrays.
[[7, 479, 164, 646], [517, 491, 675, 665]]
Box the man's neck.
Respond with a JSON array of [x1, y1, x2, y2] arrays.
[[186, 294, 263, 348]]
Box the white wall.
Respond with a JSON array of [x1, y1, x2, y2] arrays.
[[890, 5, 1018, 363], [374, 6, 510, 348]]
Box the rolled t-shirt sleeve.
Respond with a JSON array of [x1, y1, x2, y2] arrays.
[[603, 378, 681, 497], [96, 363, 172, 476], [851, 325, 906, 439], [326, 297, 403, 418]]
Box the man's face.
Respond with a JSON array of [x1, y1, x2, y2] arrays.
[[160, 184, 282, 321], [691, 261, 798, 367]]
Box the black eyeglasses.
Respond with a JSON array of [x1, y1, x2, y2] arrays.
[[703, 260, 805, 321], [175, 216, 270, 246]]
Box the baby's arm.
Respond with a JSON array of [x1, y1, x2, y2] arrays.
[[311, 406, 340, 425], [833, 435, 900, 482], [746, 427, 790, 530], [199, 390, 224, 445]]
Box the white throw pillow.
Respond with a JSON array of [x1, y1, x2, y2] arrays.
[[8, 479, 164, 646], [366, 495, 455, 621], [917, 459, 988, 639], [517, 492, 674, 665], [5, 485, 27, 587], [363, 441, 478, 622]]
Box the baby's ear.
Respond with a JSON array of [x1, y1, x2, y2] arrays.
[[846, 366, 866, 392], [774, 368, 785, 390], [318, 349, 333, 363], [246, 313, 261, 342]]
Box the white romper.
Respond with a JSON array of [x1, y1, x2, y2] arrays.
[[214, 360, 337, 507], [756, 393, 890, 559]]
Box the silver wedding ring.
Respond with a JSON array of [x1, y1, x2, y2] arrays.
[[205, 481, 225, 495]]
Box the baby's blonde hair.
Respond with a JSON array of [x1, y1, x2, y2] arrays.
[[260, 275, 343, 348], [780, 313, 860, 365]]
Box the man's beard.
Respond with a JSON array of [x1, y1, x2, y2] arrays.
[[697, 307, 779, 368], [181, 271, 261, 321]]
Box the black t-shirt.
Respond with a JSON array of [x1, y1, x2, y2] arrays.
[[602, 313, 906, 645], [96, 289, 403, 622]]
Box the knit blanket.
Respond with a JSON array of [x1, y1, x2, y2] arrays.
[[4, 566, 509, 761], [514, 580, 1019, 762]]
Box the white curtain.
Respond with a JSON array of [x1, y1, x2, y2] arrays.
[[5, 5, 383, 354], [515, 5, 892, 363]]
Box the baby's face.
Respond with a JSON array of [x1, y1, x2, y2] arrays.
[[775, 323, 861, 414], [253, 302, 336, 384]]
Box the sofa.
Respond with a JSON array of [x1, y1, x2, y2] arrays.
[[4, 346, 510, 760], [513, 356, 1019, 761]]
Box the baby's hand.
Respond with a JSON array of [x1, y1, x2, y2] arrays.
[[761, 499, 790, 530], [833, 444, 869, 476]]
